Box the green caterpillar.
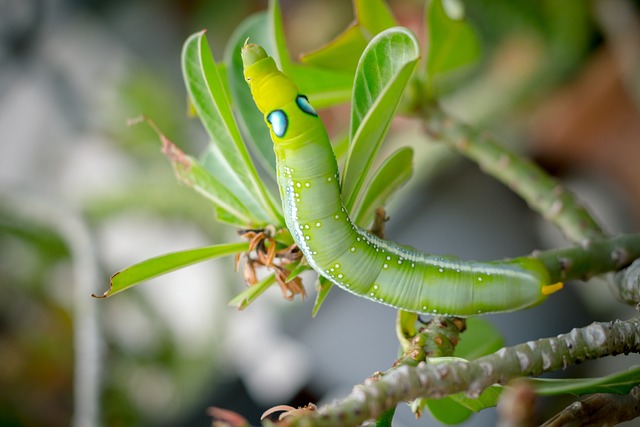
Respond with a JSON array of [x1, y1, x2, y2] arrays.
[[241, 42, 562, 316]]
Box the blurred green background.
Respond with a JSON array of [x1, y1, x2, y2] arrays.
[[1, 0, 639, 426]]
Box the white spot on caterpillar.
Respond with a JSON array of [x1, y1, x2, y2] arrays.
[[305, 236, 310, 240], [350, 247, 356, 252], [304, 224, 310, 229], [356, 237, 361, 241], [327, 177, 332, 182], [438, 268, 444, 273], [477, 277, 483, 282], [542, 351, 552, 370], [296, 182, 301, 188], [411, 263, 415, 267], [383, 264, 388, 269], [373, 285, 379, 290], [337, 274, 343, 279], [397, 260, 402, 265], [334, 263, 340, 269], [386, 256, 391, 261], [305, 182, 310, 188], [516, 351, 531, 371], [422, 305, 427, 310], [315, 222, 322, 227], [334, 214, 339, 220]]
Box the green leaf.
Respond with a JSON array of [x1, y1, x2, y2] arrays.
[[421, 379, 501, 422], [223, 11, 277, 174], [172, 151, 253, 226], [342, 27, 420, 212], [286, 262, 311, 282], [455, 317, 504, 360], [312, 275, 333, 317], [332, 133, 350, 163], [353, 146, 413, 228], [425, 0, 481, 78], [357, 0, 397, 34], [531, 365, 640, 396], [155, 123, 254, 226], [448, 385, 502, 412], [375, 407, 396, 427], [268, 0, 352, 108], [300, 0, 397, 73], [425, 396, 472, 424], [93, 242, 249, 298], [300, 25, 369, 73], [182, 30, 283, 226], [228, 272, 277, 310]]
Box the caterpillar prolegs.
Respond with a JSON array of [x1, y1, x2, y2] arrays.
[[241, 42, 562, 316]]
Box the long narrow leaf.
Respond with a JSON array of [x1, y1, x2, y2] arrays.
[[223, 11, 277, 174], [312, 275, 333, 317], [352, 146, 413, 227], [182, 31, 282, 226], [162, 138, 253, 226], [227, 272, 277, 310], [93, 241, 250, 298], [138, 116, 254, 226], [342, 27, 420, 211]]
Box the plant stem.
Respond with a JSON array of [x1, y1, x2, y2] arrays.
[[613, 259, 640, 305], [420, 106, 606, 243], [282, 317, 640, 427], [542, 385, 640, 426], [531, 233, 640, 285]]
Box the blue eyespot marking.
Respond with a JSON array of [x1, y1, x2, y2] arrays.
[[267, 110, 288, 137], [296, 95, 318, 117]]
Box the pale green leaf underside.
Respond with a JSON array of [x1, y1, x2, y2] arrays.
[[95, 242, 249, 298], [342, 27, 420, 212], [182, 31, 282, 226]]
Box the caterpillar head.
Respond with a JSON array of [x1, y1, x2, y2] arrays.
[[241, 42, 298, 115]]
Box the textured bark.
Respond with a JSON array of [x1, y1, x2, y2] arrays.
[[282, 318, 640, 427]]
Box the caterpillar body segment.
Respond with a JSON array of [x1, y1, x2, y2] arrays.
[[241, 42, 559, 316]]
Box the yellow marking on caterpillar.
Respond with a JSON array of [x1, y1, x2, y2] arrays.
[[541, 282, 563, 295]]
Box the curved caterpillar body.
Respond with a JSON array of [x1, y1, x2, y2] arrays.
[[241, 43, 562, 316]]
